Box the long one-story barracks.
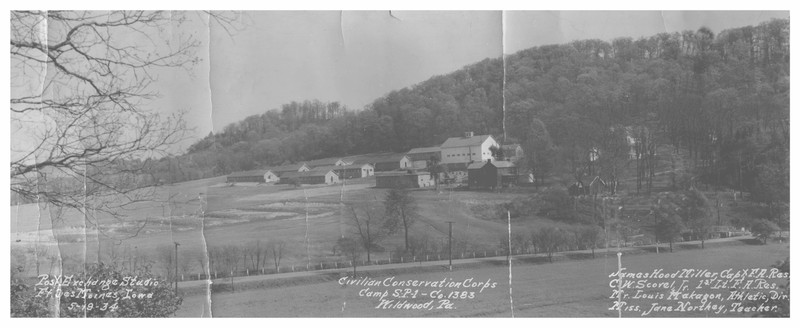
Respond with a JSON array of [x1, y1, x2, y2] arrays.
[[375, 170, 433, 188], [226, 169, 279, 183], [313, 164, 374, 179], [279, 168, 340, 185]]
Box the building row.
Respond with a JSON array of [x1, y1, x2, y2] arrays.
[[226, 152, 412, 185], [226, 132, 527, 189]]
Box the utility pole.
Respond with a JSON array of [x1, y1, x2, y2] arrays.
[[174, 242, 180, 294], [447, 221, 454, 271]]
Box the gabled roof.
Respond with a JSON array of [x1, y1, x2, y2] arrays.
[[228, 169, 271, 178], [467, 160, 516, 170], [330, 163, 373, 170], [441, 135, 494, 148], [407, 146, 441, 154], [589, 176, 606, 187], [270, 163, 308, 172]]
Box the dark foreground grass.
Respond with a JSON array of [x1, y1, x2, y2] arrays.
[[176, 240, 789, 317]]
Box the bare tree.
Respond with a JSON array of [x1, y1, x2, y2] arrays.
[[269, 240, 285, 272], [384, 188, 418, 253], [10, 11, 241, 241], [347, 205, 386, 263], [221, 245, 240, 291], [336, 237, 362, 276], [156, 245, 174, 282], [533, 226, 566, 263], [581, 225, 602, 258]]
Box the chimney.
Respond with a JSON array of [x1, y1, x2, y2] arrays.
[[464, 131, 474, 138]]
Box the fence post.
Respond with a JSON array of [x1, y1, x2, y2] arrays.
[[426, 255, 429, 261], [292, 265, 295, 272], [246, 269, 249, 276]]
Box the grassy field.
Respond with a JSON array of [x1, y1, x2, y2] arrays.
[[10, 145, 785, 284], [11, 174, 538, 277], [175, 240, 789, 317]]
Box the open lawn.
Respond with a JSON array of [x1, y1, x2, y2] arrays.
[[176, 240, 789, 317], [11, 175, 537, 277]]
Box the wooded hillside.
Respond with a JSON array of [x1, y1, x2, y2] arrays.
[[153, 19, 788, 209]]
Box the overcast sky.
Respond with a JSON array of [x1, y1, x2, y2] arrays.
[[152, 10, 789, 150]]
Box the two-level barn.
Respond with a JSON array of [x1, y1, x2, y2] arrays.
[[440, 132, 499, 165]]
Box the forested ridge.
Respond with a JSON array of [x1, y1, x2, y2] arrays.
[[152, 19, 788, 206]]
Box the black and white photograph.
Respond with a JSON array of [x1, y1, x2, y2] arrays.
[[6, 6, 792, 319]]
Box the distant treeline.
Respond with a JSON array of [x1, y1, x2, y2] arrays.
[[149, 19, 788, 205]]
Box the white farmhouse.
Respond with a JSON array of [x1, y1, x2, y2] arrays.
[[440, 132, 499, 165]]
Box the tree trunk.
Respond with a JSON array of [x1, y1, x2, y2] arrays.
[[669, 240, 673, 253], [404, 225, 409, 253]]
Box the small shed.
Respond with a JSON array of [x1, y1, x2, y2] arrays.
[[589, 176, 607, 195], [467, 160, 517, 189]]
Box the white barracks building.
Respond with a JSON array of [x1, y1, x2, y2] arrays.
[[440, 132, 499, 165]]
